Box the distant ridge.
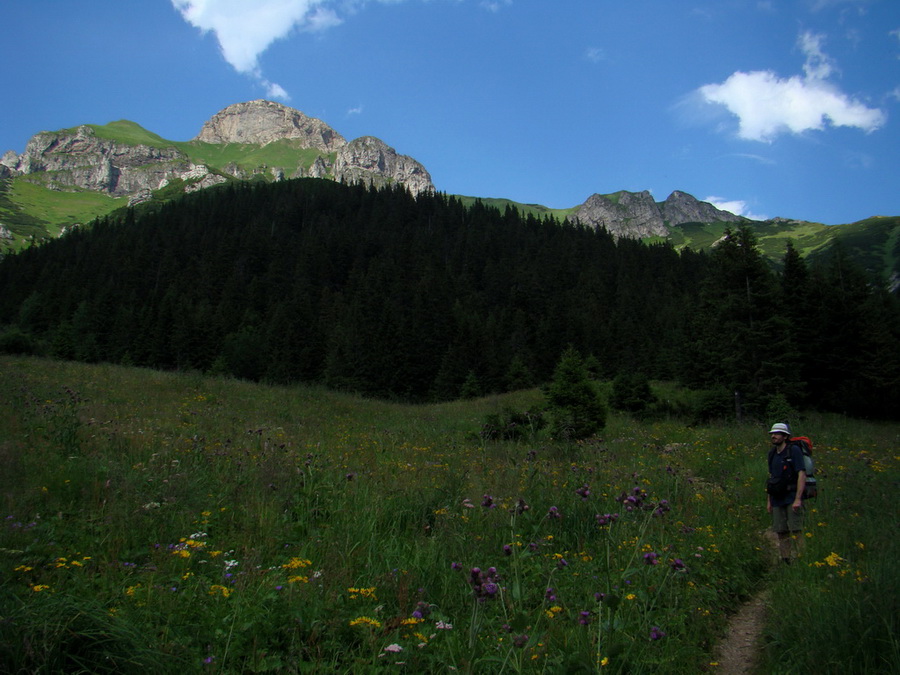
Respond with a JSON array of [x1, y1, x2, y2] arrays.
[[0, 101, 898, 288]]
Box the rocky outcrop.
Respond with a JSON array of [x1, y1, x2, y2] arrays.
[[194, 100, 346, 152], [571, 190, 745, 238], [333, 136, 434, 196], [7, 125, 191, 196], [1, 101, 432, 200], [570, 191, 669, 238], [661, 190, 745, 226]]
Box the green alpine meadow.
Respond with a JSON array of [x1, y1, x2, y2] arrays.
[[1, 104, 899, 673], [1, 356, 897, 673]]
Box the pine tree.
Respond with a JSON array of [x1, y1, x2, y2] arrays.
[[544, 347, 607, 441]]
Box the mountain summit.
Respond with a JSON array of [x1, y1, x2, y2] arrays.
[[0, 100, 434, 207], [194, 100, 346, 151]]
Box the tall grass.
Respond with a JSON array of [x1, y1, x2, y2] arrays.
[[0, 356, 896, 673]]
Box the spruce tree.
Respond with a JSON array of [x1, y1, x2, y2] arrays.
[[544, 347, 607, 441]]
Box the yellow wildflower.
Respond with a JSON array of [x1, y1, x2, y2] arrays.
[[349, 616, 382, 629], [208, 584, 233, 598], [824, 552, 845, 567], [282, 557, 312, 570], [348, 586, 378, 600]]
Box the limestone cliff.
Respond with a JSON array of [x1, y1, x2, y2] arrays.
[[661, 190, 745, 226], [2, 100, 433, 200], [7, 125, 191, 196], [333, 136, 433, 196], [571, 190, 745, 238], [194, 100, 346, 152]]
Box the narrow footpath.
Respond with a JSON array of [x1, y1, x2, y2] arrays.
[[710, 589, 769, 674], [709, 531, 780, 673]]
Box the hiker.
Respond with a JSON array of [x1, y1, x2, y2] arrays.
[[765, 422, 806, 564]]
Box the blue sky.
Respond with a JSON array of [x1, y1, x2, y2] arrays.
[[2, 0, 897, 224]]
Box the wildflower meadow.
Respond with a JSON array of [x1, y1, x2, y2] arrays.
[[0, 356, 897, 673]]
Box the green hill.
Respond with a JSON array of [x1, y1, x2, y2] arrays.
[[1, 117, 897, 288]]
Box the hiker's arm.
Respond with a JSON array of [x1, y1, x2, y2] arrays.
[[793, 471, 806, 511]]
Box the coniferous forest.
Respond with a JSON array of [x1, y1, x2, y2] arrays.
[[0, 178, 897, 418]]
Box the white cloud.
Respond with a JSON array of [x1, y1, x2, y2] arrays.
[[481, 0, 512, 12], [696, 31, 886, 142], [705, 196, 768, 221], [584, 47, 606, 64], [263, 80, 291, 100], [798, 31, 834, 80], [172, 0, 330, 73], [172, 0, 345, 98]]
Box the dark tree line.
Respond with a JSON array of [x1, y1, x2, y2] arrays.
[[0, 178, 897, 418]]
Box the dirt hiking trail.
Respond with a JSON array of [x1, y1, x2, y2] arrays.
[[709, 531, 781, 674]]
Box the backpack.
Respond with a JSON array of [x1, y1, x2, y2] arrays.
[[768, 436, 817, 499]]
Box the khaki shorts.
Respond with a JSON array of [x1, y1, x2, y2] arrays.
[[772, 503, 803, 533]]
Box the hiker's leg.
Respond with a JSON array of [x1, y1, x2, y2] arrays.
[[786, 504, 804, 559], [776, 532, 792, 560], [772, 506, 793, 561]]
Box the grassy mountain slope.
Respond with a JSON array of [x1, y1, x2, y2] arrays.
[[2, 119, 897, 287]]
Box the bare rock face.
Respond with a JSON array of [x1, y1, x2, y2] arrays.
[[333, 136, 434, 196], [10, 126, 191, 196], [571, 190, 745, 238], [194, 100, 346, 152], [662, 190, 745, 225], [571, 190, 669, 238]]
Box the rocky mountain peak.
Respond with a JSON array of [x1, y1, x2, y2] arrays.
[[333, 136, 433, 196], [194, 100, 346, 151], [570, 190, 670, 239], [570, 190, 746, 239], [661, 190, 745, 226]]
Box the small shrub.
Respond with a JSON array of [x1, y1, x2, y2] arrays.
[[480, 407, 545, 441], [611, 372, 658, 416], [0, 326, 38, 355], [692, 386, 735, 424], [765, 393, 799, 428]]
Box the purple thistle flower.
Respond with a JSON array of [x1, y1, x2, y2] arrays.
[[548, 506, 561, 520], [649, 626, 667, 641], [579, 611, 591, 625], [643, 552, 659, 565], [503, 544, 513, 556], [481, 494, 494, 508], [513, 634, 529, 648], [669, 558, 687, 572], [451, 562, 463, 571]]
